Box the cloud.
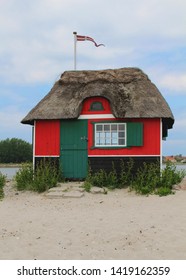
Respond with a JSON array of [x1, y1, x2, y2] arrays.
[[0, 0, 186, 154], [159, 73, 186, 92], [0, 106, 24, 128], [0, 0, 186, 85]]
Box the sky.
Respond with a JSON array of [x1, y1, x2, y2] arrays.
[[0, 0, 186, 156]]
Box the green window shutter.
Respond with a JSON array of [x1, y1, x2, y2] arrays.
[[127, 122, 143, 146]]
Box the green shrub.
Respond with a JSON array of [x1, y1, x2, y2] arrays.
[[107, 163, 119, 189], [119, 159, 134, 187], [84, 161, 185, 197], [85, 163, 119, 189], [0, 172, 6, 188], [33, 160, 63, 193], [161, 161, 185, 188], [155, 187, 174, 197], [130, 161, 185, 196], [88, 168, 108, 187], [82, 181, 92, 192], [0, 172, 6, 199], [131, 162, 160, 195], [15, 160, 63, 193], [14, 163, 33, 191]]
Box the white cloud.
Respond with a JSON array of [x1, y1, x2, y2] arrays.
[[0, 0, 186, 85], [0, 106, 24, 128], [159, 73, 186, 92], [1, 0, 186, 154]]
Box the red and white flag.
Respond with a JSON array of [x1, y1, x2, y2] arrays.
[[76, 34, 105, 47]]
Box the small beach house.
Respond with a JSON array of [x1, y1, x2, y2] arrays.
[[22, 68, 174, 179]]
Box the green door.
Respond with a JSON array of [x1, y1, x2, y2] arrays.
[[60, 120, 88, 179]]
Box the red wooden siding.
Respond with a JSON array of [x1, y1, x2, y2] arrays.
[[88, 118, 161, 156], [80, 96, 112, 115], [35, 120, 60, 156]]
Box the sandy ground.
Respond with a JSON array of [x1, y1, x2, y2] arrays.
[[0, 181, 186, 260]]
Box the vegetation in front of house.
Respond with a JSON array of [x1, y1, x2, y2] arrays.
[[84, 159, 134, 190], [83, 160, 186, 196], [0, 138, 32, 163], [14, 159, 185, 196], [15, 160, 63, 193], [0, 172, 6, 199], [15, 163, 34, 191]]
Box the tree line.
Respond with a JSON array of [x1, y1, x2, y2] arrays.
[[0, 138, 32, 163]]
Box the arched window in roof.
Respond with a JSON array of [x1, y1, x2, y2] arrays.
[[90, 101, 104, 111]]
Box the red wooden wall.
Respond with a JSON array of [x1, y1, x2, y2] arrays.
[[87, 118, 160, 156], [35, 120, 60, 156], [80, 96, 161, 156], [34, 97, 161, 157]]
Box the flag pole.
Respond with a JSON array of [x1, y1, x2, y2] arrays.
[[73, 31, 77, 70]]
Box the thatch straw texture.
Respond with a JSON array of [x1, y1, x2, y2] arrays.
[[21, 68, 174, 128]]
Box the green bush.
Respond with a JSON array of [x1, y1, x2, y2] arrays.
[[15, 160, 63, 193], [0, 172, 6, 199], [33, 160, 63, 193], [84, 161, 185, 196], [85, 163, 119, 189], [131, 161, 185, 196], [131, 162, 160, 195], [155, 187, 174, 197], [82, 181, 92, 192], [161, 161, 185, 188], [107, 163, 118, 189], [14, 163, 33, 191], [119, 159, 134, 187], [89, 168, 108, 187]]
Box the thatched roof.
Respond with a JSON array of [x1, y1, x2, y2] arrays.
[[21, 68, 174, 129]]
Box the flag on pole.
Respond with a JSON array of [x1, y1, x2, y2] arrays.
[[76, 34, 105, 47], [73, 32, 105, 70]]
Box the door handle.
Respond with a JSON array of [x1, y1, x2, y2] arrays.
[[81, 136, 88, 141]]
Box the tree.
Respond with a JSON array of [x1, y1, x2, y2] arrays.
[[0, 138, 32, 163]]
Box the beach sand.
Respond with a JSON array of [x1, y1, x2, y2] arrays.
[[0, 181, 186, 260]]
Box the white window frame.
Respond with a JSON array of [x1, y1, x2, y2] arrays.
[[95, 123, 126, 147]]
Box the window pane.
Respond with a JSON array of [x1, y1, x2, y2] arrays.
[[118, 124, 125, 130], [96, 125, 102, 131], [104, 124, 110, 131], [111, 124, 117, 131], [119, 132, 125, 137], [90, 102, 104, 111], [112, 138, 118, 145], [99, 137, 104, 145], [99, 132, 104, 138], [111, 132, 118, 139], [111, 131, 118, 145], [95, 132, 99, 139], [96, 139, 99, 145], [105, 132, 110, 144], [95, 131, 100, 145], [119, 139, 125, 145]]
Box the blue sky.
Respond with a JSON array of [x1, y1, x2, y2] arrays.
[[0, 0, 186, 155]]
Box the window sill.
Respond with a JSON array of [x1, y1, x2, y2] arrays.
[[90, 146, 131, 150]]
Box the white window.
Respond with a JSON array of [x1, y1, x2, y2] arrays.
[[95, 123, 126, 147]]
